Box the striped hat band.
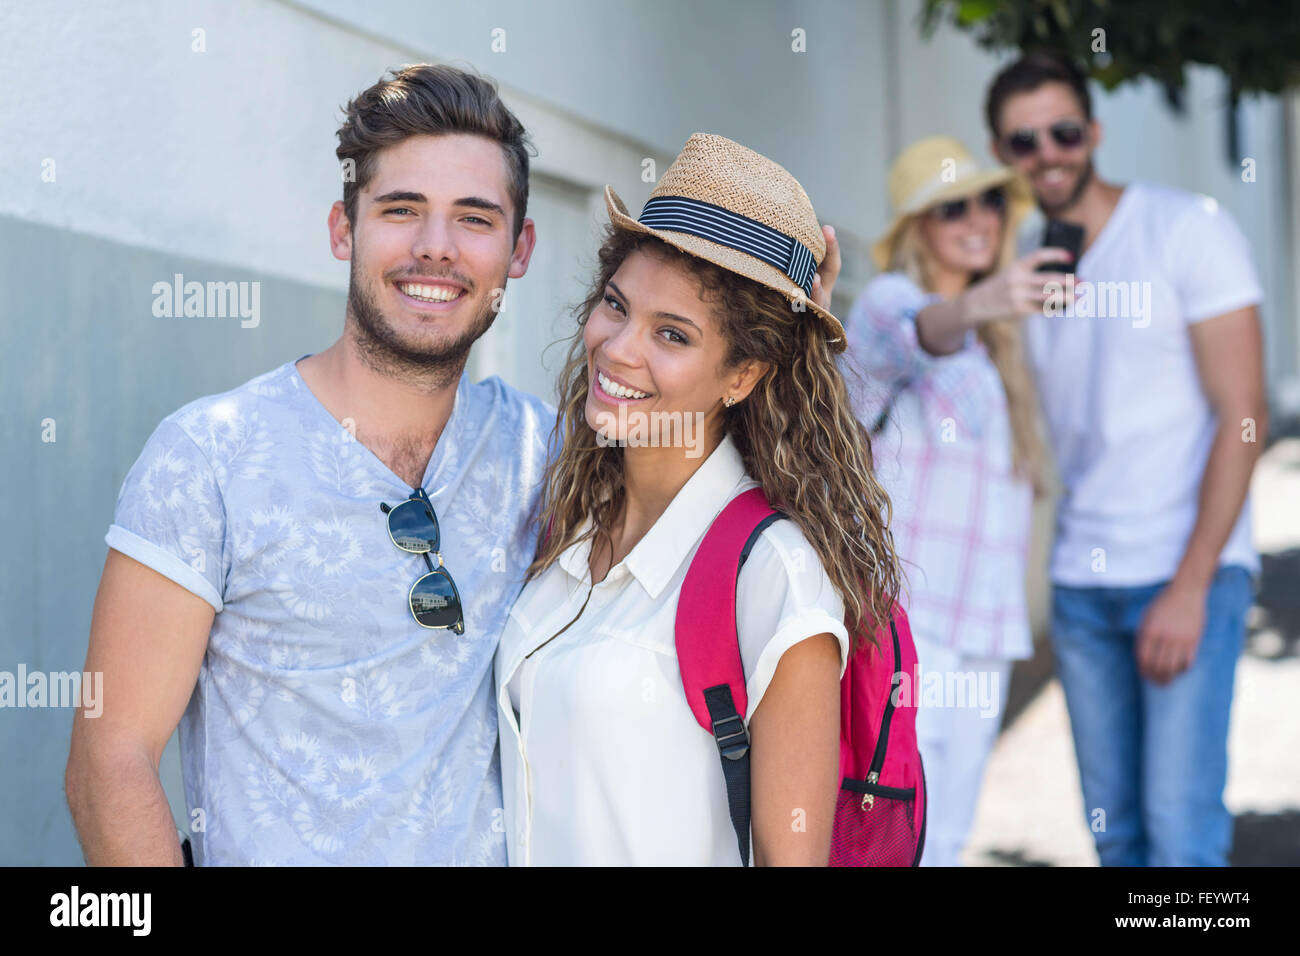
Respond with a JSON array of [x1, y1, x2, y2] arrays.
[[637, 195, 818, 298]]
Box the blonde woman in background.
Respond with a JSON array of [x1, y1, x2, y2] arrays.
[[841, 137, 1068, 866]]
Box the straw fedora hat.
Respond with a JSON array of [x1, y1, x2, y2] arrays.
[[604, 133, 844, 352], [871, 136, 1033, 272]]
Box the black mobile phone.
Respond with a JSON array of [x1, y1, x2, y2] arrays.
[[1039, 219, 1084, 272]]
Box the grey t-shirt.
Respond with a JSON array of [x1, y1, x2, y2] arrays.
[[106, 356, 553, 864]]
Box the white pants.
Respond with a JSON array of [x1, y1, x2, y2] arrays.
[[912, 637, 1013, 867]]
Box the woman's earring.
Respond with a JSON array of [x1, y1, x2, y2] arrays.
[[724, 395, 737, 408]]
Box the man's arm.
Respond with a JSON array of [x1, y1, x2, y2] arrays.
[[66, 549, 214, 865], [1136, 304, 1267, 683]]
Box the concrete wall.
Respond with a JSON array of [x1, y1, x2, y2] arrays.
[[1, 0, 1293, 863]]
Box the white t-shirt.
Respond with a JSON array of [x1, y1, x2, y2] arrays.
[[1023, 182, 1262, 586], [494, 434, 850, 866]]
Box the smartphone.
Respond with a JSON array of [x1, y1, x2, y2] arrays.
[[1038, 219, 1084, 272]]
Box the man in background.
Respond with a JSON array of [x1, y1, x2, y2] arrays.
[[985, 51, 1267, 866]]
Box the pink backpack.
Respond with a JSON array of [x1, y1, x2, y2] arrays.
[[675, 487, 927, 866]]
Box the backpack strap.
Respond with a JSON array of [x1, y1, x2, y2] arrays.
[[675, 486, 787, 866]]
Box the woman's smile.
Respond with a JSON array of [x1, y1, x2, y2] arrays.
[[592, 365, 654, 404]]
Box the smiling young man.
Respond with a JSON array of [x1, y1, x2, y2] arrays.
[[66, 65, 551, 865], [985, 52, 1268, 866]]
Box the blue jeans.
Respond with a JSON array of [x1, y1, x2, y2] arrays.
[[1050, 565, 1254, 867]]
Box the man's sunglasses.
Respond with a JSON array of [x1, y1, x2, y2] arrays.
[[380, 487, 465, 634], [1001, 120, 1088, 157], [930, 187, 1007, 223]]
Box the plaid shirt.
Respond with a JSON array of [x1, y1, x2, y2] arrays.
[[840, 273, 1034, 660]]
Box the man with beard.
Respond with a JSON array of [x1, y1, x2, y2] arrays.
[[65, 64, 549, 865], [67, 62, 843, 867], [984, 52, 1267, 866]]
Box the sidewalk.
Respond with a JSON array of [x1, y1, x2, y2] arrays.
[[963, 436, 1300, 866]]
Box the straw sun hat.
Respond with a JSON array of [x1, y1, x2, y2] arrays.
[[604, 133, 844, 352], [871, 136, 1033, 272]]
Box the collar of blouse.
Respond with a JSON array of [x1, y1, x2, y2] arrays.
[[553, 432, 751, 600]]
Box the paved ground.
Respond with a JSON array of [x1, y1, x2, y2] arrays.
[[963, 435, 1300, 867]]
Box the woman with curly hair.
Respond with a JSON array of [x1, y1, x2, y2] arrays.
[[493, 134, 902, 866]]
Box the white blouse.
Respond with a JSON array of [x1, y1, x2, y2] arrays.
[[494, 434, 850, 866]]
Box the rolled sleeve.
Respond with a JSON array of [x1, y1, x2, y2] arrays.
[[1169, 198, 1263, 323], [735, 520, 849, 721], [106, 418, 228, 612]]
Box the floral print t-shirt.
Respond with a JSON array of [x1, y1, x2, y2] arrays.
[[105, 355, 553, 865]]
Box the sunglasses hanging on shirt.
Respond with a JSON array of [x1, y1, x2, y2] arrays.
[[381, 487, 465, 634]]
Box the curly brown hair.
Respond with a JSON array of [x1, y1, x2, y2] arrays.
[[528, 227, 903, 646]]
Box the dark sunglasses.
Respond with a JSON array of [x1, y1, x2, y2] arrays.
[[380, 487, 465, 634], [930, 187, 1007, 223], [1001, 120, 1088, 157]]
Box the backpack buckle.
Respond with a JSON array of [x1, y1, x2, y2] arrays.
[[711, 714, 750, 761]]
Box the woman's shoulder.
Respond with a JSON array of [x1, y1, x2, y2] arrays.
[[856, 271, 928, 311], [731, 510, 851, 706], [847, 273, 937, 344], [736, 514, 845, 623]]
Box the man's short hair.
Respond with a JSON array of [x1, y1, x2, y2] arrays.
[[336, 63, 532, 237], [985, 50, 1093, 136]]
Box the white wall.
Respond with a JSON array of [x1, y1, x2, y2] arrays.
[[7, 0, 1289, 399]]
